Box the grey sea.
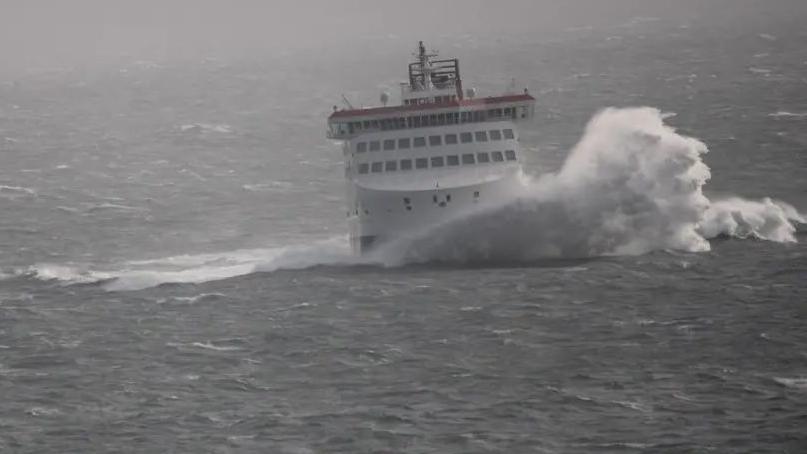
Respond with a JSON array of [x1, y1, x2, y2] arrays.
[[1, 2, 806, 453]]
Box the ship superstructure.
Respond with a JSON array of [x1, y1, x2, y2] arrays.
[[327, 41, 535, 253]]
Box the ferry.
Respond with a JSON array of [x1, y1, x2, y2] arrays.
[[327, 41, 535, 254]]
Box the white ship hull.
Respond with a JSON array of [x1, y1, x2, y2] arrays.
[[347, 168, 522, 254]]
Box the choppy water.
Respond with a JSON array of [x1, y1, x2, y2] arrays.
[[2, 7, 807, 453]]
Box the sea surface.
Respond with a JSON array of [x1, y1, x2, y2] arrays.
[[1, 7, 807, 454]]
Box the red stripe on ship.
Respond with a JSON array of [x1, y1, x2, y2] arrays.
[[329, 94, 534, 119]]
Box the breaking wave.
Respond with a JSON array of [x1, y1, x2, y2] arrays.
[[6, 107, 803, 290], [379, 107, 803, 264]]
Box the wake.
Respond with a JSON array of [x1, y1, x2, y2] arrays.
[[9, 107, 804, 290]]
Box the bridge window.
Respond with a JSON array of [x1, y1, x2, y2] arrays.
[[398, 138, 411, 149], [383, 139, 395, 151], [369, 141, 380, 152], [415, 158, 428, 169], [358, 163, 369, 174], [400, 159, 413, 170], [460, 132, 473, 143], [492, 151, 504, 162], [474, 131, 488, 142], [371, 162, 383, 173], [505, 150, 516, 161], [356, 142, 367, 153], [385, 160, 397, 171], [431, 157, 444, 167], [477, 152, 490, 163], [462, 153, 475, 164], [445, 134, 458, 144], [414, 137, 426, 147], [503, 129, 515, 139], [447, 155, 459, 166], [429, 135, 442, 146], [489, 130, 502, 141]]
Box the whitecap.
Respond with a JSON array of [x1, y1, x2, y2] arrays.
[[167, 341, 241, 352], [768, 111, 807, 119], [0, 185, 36, 196], [773, 377, 807, 390], [178, 123, 233, 134]]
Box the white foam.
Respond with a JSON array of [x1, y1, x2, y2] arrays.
[[0, 185, 37, 196], [22, 237, 366, 291], [768, 111, 807, 119], [773, 377, 807, 390], [178, 123, 233, 134]]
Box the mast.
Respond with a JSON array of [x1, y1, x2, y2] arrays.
[[407, 41, 464, 100]]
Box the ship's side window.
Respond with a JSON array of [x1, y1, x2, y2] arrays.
[[429, 135, 442, 146], [414, 137, 426, 148], [503, 129, 515, 139], [492, 151, 504, 162], [385, 160, 397, 171], [475, 131, 488, 142], [398, 138, 411, 149], [477, 152, 490, 163], [415, 158, 428, 169], [371, 162, 383, 173], [369, 141, 380, 152], [505, 150, 516, 161], [462, 153, 475, 164], [431, 156, 444, 167], [460, 132, 473, 143], [356, 142, 367, 153], [447, 155, 460, 166], [445, 133, 458, 144], [400, 159, 413, 170], [489, 130, 502, 141], [358, 163, 369, 174], [383, 139, 395, 151]]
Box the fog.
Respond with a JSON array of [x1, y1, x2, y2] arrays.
[[2, 0, 804, 75]]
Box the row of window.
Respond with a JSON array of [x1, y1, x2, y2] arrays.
[[341, 106, 524, 134], [357, 150, 517, 174], [356, 129, 515, 153], [403, 95, 458, 106]]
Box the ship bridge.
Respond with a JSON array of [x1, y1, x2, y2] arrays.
[[327, 41, 535, 140]]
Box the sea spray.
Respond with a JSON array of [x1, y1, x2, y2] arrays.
[[378, 107, 802, 264]]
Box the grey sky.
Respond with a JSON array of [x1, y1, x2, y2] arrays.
[[1, 0, 805, 73]]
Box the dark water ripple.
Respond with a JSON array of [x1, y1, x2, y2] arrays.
[[1, 240, 805, 452]]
